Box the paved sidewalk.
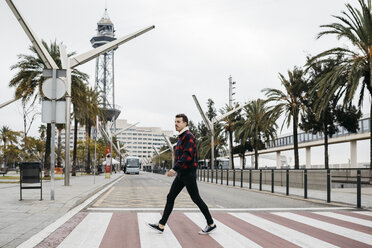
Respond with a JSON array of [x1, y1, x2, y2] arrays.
[[0, 172, 123, 248]]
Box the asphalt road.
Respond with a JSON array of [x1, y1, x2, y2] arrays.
[[90, 171, 329, 209]]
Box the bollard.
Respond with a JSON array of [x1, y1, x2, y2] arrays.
[[327, 169, 331, 203], [241, 169, 243, 188], [203, 168, 205, 182], [233, 169, 236, 187], [249, 169, 252, 189], [207, 168, 209, 182], [304, 169, 308, 199], [221, 166, 223, 185], [216, 167, 218, 184], [271, 169, 274, 193], [286, 169, 289, 195], [259, 169, 262, 191], [357, 170, 361, 208], [227, 169, 229, 186]]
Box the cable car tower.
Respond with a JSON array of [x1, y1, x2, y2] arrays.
[[90, 8, 120, 122]]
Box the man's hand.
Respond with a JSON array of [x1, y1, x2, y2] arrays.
[[167, 169, 176, 177]]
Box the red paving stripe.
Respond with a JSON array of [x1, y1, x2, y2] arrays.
[[255, 212, 370, 248], [99, 212, 140, 248], [296, 211, 372, 235], [167, 212, 222, 248], [35, 212, 88, 248], [213, 212, 299, 248], [335, 211, 372, 222]]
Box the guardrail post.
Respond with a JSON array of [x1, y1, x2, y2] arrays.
[[227, 169, 229, 186], [357, 169, 361, 208], [327, 169, 331, 203], [249, 169, 252, 189], [233, 169, 236, 187], [286, 169, 289, 195], [304, 169, 308, 199], [271, 169, 274, 193], [241, 169, 243, 188], [259, 169, 262, 191]]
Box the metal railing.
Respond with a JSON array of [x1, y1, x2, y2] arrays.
[[196, 167, 372, 208]]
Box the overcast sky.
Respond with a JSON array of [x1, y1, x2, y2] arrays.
[[0, 0, 369, 165]]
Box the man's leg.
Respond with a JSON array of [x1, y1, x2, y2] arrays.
[[159, 176, 184, 225], [184, 175, 214, 225]]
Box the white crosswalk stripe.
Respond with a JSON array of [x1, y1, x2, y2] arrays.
[[57, 212, 112, 248], [314, 211, 372, 227], [32, 210, 372, 248], [137, 212, 182, 248], [185, 212, 262, 248], [230, 212, 338, 248], [273, 212, 372, 245], [355, 211, 372, 217]]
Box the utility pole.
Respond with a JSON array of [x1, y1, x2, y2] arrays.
[[228, 75, 236, 169]]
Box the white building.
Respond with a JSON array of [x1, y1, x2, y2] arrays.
[[61, 119, 173, 159]]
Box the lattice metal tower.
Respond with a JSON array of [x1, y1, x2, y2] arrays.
[[90, 8, 120, 122]]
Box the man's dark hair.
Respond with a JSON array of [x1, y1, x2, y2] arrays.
[[175, 113, 188, 126]]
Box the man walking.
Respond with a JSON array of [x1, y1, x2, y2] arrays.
[[148, 114, 216, 234]]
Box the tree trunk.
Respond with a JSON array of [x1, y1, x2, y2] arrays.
[[324, 123, 329, 169], [86, 120, 91, 174], [72, 118, 78, 176], [254, 138, 259, 169], [44, 123, 51, 177], [293, 111, 300, 169], [229, 129, 234, 169]]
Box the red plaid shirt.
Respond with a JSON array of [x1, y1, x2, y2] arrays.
[[172, 130, 198, 174]]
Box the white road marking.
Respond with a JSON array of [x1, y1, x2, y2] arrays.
[[314, 211, 372, 227], [274, 212, 372, 245], [185, 212, 262, 248], [138, 212, 181, 248], [231, 212, 338, 248], [57, 212, 112, 248], [17, 175, 123, 248]]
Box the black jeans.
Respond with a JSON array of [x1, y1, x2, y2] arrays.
[[159, 173, 213, 225]]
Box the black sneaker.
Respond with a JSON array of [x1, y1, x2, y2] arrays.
[[199, 224, 217, 234], [147, 223, 164, 233]]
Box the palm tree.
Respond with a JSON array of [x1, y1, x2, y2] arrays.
[[82, 87, 102, 173], [0, 126, 20, 167], [263, 67, 308, 169], [220, 103, 241, 169], [9, 40, 89, 176], [307, 0, 372, 169], [235, 100, 279, 169]]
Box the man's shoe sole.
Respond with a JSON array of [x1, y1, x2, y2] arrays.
[[198, 229, 216, 235], [146, 223, 164, 234]]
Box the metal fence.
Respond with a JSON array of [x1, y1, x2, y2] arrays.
[[196, 168, 372, 208]]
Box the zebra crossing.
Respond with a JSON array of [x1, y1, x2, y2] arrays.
[[31, 209, 372, 248]]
